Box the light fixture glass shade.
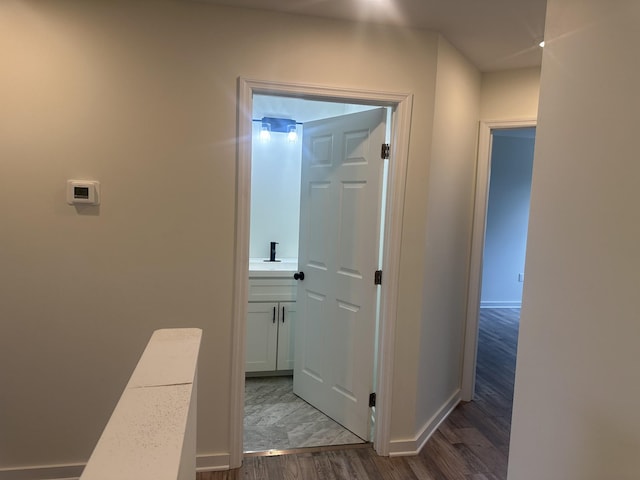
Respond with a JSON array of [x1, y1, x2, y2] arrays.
[[287, 124, 298, 143], [259, 122, 271, 142]]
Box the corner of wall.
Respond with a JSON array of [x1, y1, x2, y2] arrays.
[[389, 390, 461, 456], [407, 31, 481, 448]]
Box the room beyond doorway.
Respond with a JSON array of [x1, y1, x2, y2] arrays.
[[462, 120, 536, 402], [245, 94, 389, 453], [480, 127, 535, 310]]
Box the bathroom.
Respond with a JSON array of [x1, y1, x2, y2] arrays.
[[244, 94, 389, 452]]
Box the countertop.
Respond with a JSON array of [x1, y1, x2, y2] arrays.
[[249, 258, 298, 278]]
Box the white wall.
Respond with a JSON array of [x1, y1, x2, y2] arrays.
[[250, 123, 302, 260], [481, 130, 535, 307], [392, 35, 481, 452], [508, 1, 640, 478], [481, 67, 541, 120], [1, 0, 480, 473]]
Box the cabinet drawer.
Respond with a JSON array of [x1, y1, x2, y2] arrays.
[[248, 278, 297, 302]]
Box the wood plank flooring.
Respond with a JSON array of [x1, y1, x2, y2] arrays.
[[199, 308, 520, 479]]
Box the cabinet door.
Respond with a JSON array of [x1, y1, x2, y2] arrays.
[[276, 301, 296, 371], [245, 302, 278, 372]]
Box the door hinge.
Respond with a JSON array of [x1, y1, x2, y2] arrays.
[[374, 270, 382, 285], [381, 143, 390, 160], [369, 392, 376, 408]]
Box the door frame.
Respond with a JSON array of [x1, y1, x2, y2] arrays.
[[461, 118, 537, 401], [230, 77, 413, 467]]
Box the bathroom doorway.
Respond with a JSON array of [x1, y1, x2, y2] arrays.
[[244, 95, 390, 452], [230, 79, 413, 466]]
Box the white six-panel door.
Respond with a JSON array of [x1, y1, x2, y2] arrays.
[[293, 108, 386, 440]]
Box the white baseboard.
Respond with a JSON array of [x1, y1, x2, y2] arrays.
[[388, 389, 461, 456], [0, 463, 84, 480], [0, 453, 232, 480], [196, 453, 231, 472], [480, 301, 521, 309]]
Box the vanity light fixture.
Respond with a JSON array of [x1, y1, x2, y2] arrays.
[[254, 117, 299, 142]]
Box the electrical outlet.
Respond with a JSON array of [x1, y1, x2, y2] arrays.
[[518, 273, 525, 282]]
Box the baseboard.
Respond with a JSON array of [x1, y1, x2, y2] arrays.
[[480, 301, 521, 309], [0, 453, 232, 480], [388, 389, 461, 456], [0, 463, 84, 480], [196, 453, 231, 472]]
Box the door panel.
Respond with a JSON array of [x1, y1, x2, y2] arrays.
[[332, 300, 360, 399], [294, 108, 386, 440], [310, 135, 333, 166], [307, 182, 332, 271], [337, 181, 368, 278], [300, 290, 327, 382]]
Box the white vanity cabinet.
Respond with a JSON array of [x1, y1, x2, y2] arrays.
[[245, 301, 296, 372], [245, 266, 297, 373]]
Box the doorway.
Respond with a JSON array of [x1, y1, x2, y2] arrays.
[[462, 120, 536, 402], [230, 79, 413, 467], [480, 128, 534, 310], [244, 96, 388, 452], [474, 127, 535, 447]]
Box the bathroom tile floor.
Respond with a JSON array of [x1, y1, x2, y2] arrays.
[[243, 376, 366, 452]]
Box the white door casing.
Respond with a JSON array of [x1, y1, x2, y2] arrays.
[[231, 78, 413, 467], [461, 119, 537, 402], [294, 108, 387, 440]]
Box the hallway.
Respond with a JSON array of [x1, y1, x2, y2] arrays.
[[201, 308, 519, 479]]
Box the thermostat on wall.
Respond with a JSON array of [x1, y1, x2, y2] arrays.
[[67, 180, 100, 205]]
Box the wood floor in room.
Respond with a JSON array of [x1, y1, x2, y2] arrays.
[[200, 308, 519, 480]]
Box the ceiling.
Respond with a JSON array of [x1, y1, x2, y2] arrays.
[[196, 0, 547, 72]]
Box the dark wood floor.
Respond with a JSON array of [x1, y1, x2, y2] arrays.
[[200, 308, 520, 480]]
